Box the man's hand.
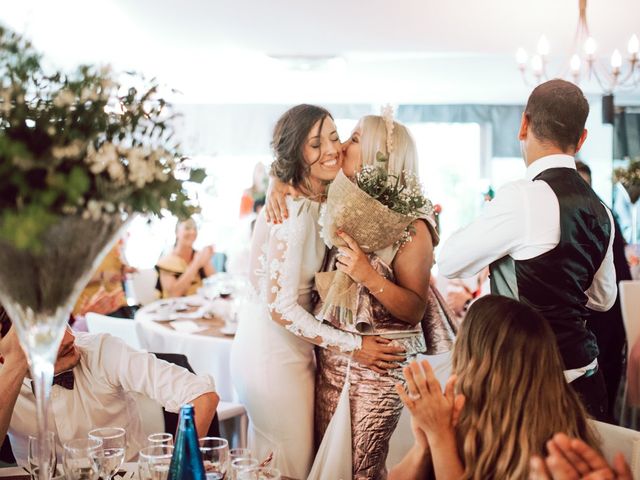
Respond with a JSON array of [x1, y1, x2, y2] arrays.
[[0, 326, 28, 375]]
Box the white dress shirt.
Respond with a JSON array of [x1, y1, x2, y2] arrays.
[[6, 332, 215, 466], [439, 154, 616, 311], [438, 155, 617, 379]]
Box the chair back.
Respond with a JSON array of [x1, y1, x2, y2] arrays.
[[590, 419, 640, 478], [128, 268, 158, 306], [152, 352, 220, 437], [85, 312, 141, 350]]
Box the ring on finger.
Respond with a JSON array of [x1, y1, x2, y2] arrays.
[[408, 392, 421, 401]]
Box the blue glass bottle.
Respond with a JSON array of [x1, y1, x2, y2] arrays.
[[168, 404, 206, 480]]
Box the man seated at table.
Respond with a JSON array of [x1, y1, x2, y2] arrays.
[[0, 307, 219, 466]]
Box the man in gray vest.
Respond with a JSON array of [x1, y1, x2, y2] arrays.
[[439, 79, 616, 421]]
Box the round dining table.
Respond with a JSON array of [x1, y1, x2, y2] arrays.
[[135, 295, 237, 402]]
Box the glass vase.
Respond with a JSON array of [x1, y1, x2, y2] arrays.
[[0, 214, 126, 480]]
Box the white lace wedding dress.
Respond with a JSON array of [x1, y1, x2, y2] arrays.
[[230, 197, 360, 479]]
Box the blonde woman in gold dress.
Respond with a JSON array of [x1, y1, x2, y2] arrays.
[[267, 114, 456, 479], [156, 218, 215, 298]]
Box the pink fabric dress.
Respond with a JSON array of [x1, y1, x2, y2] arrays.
[[314, 248, 457, 480]]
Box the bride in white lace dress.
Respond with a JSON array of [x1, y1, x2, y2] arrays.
[[230, 105, 404, 479]]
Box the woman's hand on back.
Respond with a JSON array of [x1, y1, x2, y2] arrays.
[[265, 177, 300, 224], [352, 336, 405, 375]]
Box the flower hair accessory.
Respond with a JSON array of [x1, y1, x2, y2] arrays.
[[381, 104, 395, 156]]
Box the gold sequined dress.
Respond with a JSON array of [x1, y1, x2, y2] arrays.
[[314, 246, 457, 480]]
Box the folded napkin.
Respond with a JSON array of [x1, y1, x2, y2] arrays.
[[170, 320, 208, 334]]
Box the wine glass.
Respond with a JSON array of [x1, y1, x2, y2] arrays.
[[230, 458, 259, 480], [87, 427, 126, 479], [237, 467, 281, 480], [198, 437, 229, 480], [147, 433, 173, 447], [29, 432, 57, 480], [63, 438, 102, 480], [138, 445, 173, 480]]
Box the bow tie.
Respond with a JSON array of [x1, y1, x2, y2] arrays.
[[31, 370, 75, 393]]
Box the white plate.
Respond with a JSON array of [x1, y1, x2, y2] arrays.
[[220, 325, 237, 335]]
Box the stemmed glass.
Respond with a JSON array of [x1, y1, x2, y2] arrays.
[[138, 445, 174, 480], [88, 427, 126, 479], [147, 433, 173, 447], [0, 215, 125, 480], [237, 467, 281, 480], [198, 437, 229, 480], [230, 459, 259, 480], [63, 438, 103, 480], [28, 432, 57, 479]]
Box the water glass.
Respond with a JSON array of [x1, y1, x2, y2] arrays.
[[230, 458, 259, 480], [138, 445, 174, 480], [199, 437, 229, 480], [63, 438, 103, 480], [28, 431, 57, 479], [237, 467, 281, 480], [88, 427, 126, 479], [147, 433, 173, 447]]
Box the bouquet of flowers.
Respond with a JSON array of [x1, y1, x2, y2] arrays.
[[316, 154, 433, 327], [614, 157, 640, 204], [0, 24, 204, 253]]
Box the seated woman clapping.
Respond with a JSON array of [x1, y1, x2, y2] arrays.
[[390, 295, 598, 480], [156, 218, 215, 298]]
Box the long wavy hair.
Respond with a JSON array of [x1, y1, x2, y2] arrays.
[[453, 295, 598, 479], [359, 115, 419, 183]]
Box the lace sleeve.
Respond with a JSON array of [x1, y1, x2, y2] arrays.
[[265, 201, 361, 353]]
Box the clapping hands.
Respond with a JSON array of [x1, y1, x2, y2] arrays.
[[529, 433, 632, 480], [396, 360, 465, 443]]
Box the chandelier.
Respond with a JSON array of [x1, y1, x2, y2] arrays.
[[516, 0, 639, 92]]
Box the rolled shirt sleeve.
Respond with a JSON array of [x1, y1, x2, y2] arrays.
[[86, 334, 216, 413]]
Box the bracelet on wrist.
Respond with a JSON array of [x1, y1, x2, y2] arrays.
[[368, 278, 385, 295]]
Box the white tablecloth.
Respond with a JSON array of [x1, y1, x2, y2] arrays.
[[135, 297, 236, 402]]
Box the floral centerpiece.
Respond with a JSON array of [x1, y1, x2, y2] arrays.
[[316, 153, 433, 328], [0, 24, 204, 479]]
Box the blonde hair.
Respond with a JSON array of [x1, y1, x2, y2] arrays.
[[359, 115, 419, 183], [453, 295, 599, 480]]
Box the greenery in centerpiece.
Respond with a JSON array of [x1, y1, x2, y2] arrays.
[[613, 157, 640, 204], [0, 24, 205, 252]]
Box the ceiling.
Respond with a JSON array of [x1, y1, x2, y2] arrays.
[[3, 0, 640, 104]]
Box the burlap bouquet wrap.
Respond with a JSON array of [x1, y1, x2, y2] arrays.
[[316, 170, 416, 327]]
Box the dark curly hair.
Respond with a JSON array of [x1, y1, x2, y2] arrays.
[[270, 104, 333, 189]]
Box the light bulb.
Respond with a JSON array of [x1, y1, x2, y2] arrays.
[[628, 34, 639, 56], [611, 49, 622, 69], [532, 55, 544, 74], [537, 35, 550, 56], [570, 54, 581, 73], [516, 48, 528, 66], [584, 37, 597, 56]]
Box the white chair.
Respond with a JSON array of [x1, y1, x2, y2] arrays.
[[590, 419, 640, 478], [85, 312, 142, 350], [128, 268, 159, 306], [218, 401, 248, 448]]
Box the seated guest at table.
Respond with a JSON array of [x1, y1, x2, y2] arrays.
[[390, 296, 598, 480], [156, 218, 215, 298], [0, 309, 27, 447], [0, 308, 219, 466], [73, 240, 138, 320]]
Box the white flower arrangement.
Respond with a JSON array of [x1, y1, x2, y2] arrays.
[[0, 24, 205, 251]]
